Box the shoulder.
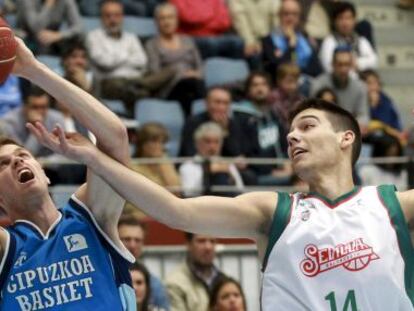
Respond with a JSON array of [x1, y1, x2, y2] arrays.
[[165, 263, 190, 285]]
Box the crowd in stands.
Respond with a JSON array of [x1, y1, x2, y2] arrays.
[[0, 0, 413, 308]]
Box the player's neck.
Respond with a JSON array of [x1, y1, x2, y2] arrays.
[[308, 169, 355, 201], [10, 193, 60, 235]]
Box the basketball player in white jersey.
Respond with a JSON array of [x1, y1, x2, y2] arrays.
[[29, 97, 414, 310], [0, 39, 137, 310]]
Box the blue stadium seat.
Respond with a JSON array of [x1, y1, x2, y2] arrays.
[[124, 16, 158, 38], [204, 57, 249, 88], [37, 55, 62, 74], [102, 99, 127, 116], [191, 99, 206, 115], [5, 14, 17, 28], [135, 99, 184, 156], [82, 17, 100, 32]]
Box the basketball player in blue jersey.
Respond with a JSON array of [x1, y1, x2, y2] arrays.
[[30, 96, 414, 310], [0, 39, 136, 310]]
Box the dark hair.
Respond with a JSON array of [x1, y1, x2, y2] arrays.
[[23, 85, 49, 104], [100, 0, 123, 10], [61, 39, 87, 60], [209, 277, 247, 311], [185, 232, 194, 241], [315, 87, 338, 104], [372, 134, 404, 174], [289, 98, 361, 166], [130, 262, 151, 311], [333, 45, 352, 63], [0, 137, 22, 150], [244, 71, 271, 96], [333, 1, 356, 20], [359, 69, 380, 83], [207, 86, 232, 99], [118, 214, 146, 231]]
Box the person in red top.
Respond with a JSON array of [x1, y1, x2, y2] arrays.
[[169, 0, 243, 59]]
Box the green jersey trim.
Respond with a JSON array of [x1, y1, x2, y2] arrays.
[[262, 192, 292, 272], [378, 184, 414, 306], [306, 186, 361, 208]]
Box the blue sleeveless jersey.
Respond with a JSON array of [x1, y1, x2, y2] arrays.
[[0, 195, 137, 311]]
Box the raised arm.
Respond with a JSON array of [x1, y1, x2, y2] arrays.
[[12, 39, 129, 236]]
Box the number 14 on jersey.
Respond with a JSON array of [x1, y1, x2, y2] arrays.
[[325, 290, 358, 311]]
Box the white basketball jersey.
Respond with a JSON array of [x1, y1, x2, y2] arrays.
[[261, 185, 414, 311]]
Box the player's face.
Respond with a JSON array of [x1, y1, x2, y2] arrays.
[[188, 235, 217, 267], [131, 270, 147, 305], [213, 282, 245, 311], [288, 109, 343, 179], [118, 225, 145, 259], [0, 144, 49, 210]]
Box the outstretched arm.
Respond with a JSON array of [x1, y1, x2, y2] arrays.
[[27, 126, 278, 241], [12, 39, 129, 235]]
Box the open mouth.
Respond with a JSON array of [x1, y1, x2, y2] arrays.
[[18, 168, 35, 184]]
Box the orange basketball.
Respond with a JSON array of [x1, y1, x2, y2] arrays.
[[0, 17, 17, 84]]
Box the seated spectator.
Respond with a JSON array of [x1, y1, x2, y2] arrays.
[[262, 0, 321, 81], [359, 69, 403, 132], [119, 216, 171, 310], [166, 233, 225, 311], [269, 63, 304, 133], [170, 0, 244, 59], [310, 47, 369, 131], [179, 122, 244, 197], [315, 86, 338, 104], [179, 87, 245, 157], [359, 134, 407, 190], [61, 39, 93, 94], [146, 3, 205, 116], [0, 86, 65, 158], [234, 72, 291, 185], [78, 0, 162, 16], [16, 0, 83, 54], [125, 122, 181, 214], [209, 277, 246, 311], [227, 0, 280, 58], [319, 1, 377, 74], [87, 0, 172, 116], [0, 75, 22, 117]]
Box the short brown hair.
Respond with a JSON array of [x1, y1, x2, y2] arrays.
[[277, 63, 300, 83], [118, 214, 146, 231], [135, 123, 169, 157], [289, 99, 361, 166], [0, 137, 22, 150]]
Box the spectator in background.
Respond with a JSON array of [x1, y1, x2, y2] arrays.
[[262, 0, 321, 82], [359, 134, 407, 190], [146, 3, 205, 116], [0, 86, 65, 158], [86, 0, 148, 115], [209, 277, 247, 311], [179, 87, 245, 157], [61, 39, 93, 93], [234, 72, 291, 186], [269, 63, 304, 133], [359, 69, 402, 132], [78, 0, 162, 16], [166, 233, 225, 311], [227, 0, 280, 58], [397, 0, 414, 9], [131, 262, 152, 311], [0, 75, 22, 117], [302, 0, 331, 42], [16, 0, 83, 54], [315, 86, 338, 104], [170, 0, 244, 59], [118, 216, 171, 310], [124, 123, 181, 214], [319, 1, 377, 74], [310, 47, 369, 131], [179, 122, 244, 197]]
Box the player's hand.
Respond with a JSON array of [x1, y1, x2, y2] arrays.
[[26, 121, 97, 165], [11, 37, 38, 78]]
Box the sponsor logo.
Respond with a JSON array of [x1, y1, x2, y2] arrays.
[[63, 234, 88, 253], [14, 252, 27, 267], [300, 238, 379, 277]]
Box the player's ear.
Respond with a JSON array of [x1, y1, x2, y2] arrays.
[[340, 130, 355, 150]]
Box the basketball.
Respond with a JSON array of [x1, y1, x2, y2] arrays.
[[0, 17, 17, 84]]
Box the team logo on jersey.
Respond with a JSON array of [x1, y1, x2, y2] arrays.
[[63, 234, 88, 252], [300, 238, 379, 277], [14, 252, 27, 267]]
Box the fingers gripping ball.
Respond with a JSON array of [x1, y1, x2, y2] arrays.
[[0, 17, 17, 84]]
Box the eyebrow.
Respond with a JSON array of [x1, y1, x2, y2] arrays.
[[0, 148, 30, 160], [289, 115, 320, 132]]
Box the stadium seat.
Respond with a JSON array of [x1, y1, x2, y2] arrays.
[[82, 17, 101, 32], [102, 99, 127, 116], [135, 99, 184, 156], [191, 99, 206, 115], [5, 14, 17, 28], [204, 57, 250, 88], [37, 55, 62, 74], [124, 16, 158, 38]]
